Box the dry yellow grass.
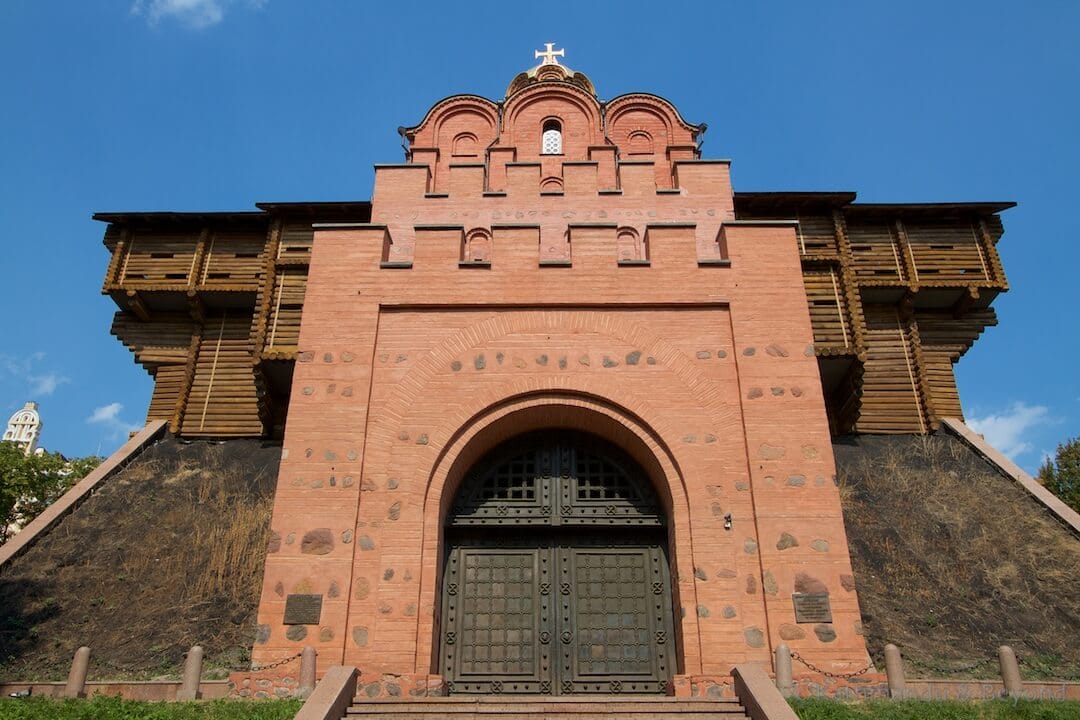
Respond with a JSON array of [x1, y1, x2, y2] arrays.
[[835, 432, 1080, 679], [0, 438, 280, 681]]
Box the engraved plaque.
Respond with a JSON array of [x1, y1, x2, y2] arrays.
[[792, 592, 832, 623], [283, 594, 323, 625]]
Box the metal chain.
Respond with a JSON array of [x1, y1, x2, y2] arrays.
[[790, 650, 874, 679], [247, 652, 301, 672], [89, 650, 301, 674]]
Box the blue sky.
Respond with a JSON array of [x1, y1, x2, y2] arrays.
[[1, 1, 1077, 471]]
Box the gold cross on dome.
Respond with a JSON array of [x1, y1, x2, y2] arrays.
[[535, 43, 565, 66]]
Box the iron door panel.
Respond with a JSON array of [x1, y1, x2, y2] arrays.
[[442, 545, 554, 694], [557, 544, 672, 694]]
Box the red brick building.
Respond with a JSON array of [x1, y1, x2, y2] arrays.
[[255, 51, 870, 695], [97, 47, 1011, 697]]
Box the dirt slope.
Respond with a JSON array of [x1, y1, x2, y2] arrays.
[[0, 437, 280, 680], [835, 432, 1080, 679], [2, 431, 1077, 681]]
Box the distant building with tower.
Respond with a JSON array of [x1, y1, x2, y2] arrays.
[[3, 401, 43, 456]]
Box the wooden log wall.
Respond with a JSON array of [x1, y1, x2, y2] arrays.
[[179, 313, 265, 437], [99, 206, 343, 438], [99, 199, 1006, 439], [736, 197, 1009, 435]]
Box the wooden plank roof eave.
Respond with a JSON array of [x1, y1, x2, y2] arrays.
[[94, 201, 373, 227], [734, 192, 1016, 217], [845, 201, 1017, 217], [255, 201, 372, 219], [734, 191, 858, 210], [93, 210, 268, 226]]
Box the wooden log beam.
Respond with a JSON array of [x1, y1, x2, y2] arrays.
[[125, 289, 151, 322]]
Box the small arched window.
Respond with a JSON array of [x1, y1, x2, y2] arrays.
[[541, 119, 562, 155]]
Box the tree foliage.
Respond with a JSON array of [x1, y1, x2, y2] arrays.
[[0, 441, 101, 544], [1038, 436, 1080, 514]]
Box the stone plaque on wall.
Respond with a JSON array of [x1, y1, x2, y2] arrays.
[[283, 594, 323, 625], [792, 592, 832, 623]]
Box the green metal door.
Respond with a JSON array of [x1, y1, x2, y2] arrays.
[[440, 432, 674, 695]]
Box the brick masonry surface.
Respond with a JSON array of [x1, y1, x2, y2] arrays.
[[254, 64, 871, 689]]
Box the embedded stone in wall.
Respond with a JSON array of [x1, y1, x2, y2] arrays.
[[352, 627, 369, 647], [776, 532, 799, 550], [779, 623, 805, 641], [763, 571, 778, 596], [286, 626, 307, 642], [301, 528, 334, 555], [759, 443, 785, 459], [814, 624, 837, 643], [794, 572, 828, 594], [744, 627, 765, 648]]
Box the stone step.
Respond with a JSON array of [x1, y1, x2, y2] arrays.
[[346, 714, 749, 720], [345, 697, 749, 718]]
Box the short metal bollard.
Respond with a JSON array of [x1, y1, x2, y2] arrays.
[[774, 643, 794, 697], [177, 645, 204, 701], [63, 646, 91, 698], [884, 644, 905, 698]]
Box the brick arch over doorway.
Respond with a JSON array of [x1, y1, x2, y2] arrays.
[[410, 391, 704, 682]]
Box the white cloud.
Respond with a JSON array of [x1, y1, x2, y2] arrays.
[[88, 403, 124, 424], [131, 0, 266, 29], [87, 402, 142, 440], [28, 373, 70, 397], [967, 402, 1052, 459], [0, 353, 69, 399]]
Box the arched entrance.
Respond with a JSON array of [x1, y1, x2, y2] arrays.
[[439, 430, 674, 695]]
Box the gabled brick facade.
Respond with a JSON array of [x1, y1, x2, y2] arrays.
[[253, 56, 871, 694]]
